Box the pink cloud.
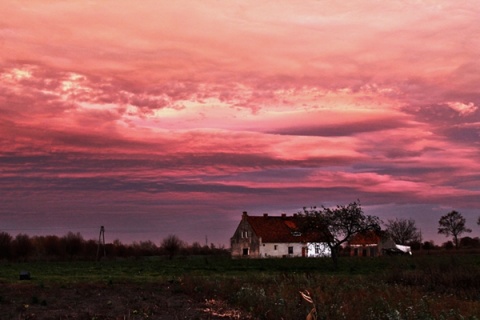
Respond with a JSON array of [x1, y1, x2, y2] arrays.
[[446, 102, 478, 116], [1, 1, 479, 245]]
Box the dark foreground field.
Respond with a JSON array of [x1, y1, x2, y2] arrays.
[[0, 280, 249, 319], [1, 254, 480, 319]]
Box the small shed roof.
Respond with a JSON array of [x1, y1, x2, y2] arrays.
[[349, 230, 380, 245]]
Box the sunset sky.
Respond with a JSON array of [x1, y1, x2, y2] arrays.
[[1, 1, 479, 246]]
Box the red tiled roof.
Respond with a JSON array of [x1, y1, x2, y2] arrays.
[[348, 230, 382, 245], [245, 214, 330, 243]]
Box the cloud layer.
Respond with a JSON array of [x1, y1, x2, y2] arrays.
[[1, 1, 479, 245]]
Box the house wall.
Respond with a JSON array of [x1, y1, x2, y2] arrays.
[[260, 242, 304, 258], [230, 219, 261, 258], [350, 244, 379, 257], [259, 242, 331, 258]]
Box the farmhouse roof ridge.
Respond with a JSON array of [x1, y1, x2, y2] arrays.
[[240, 211, 330, 243]]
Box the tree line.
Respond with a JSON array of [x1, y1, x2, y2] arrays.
[[0, 232, 228, 261], [1, 203, 478, 262]]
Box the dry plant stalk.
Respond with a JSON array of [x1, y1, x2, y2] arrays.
[[299, 290, 317, 320]]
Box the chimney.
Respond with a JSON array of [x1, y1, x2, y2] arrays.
[[263, 213, 268, 217], [242, 211, 248, 220]]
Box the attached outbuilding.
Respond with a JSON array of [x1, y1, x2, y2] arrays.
[[348, 230, 412, 257], [230, 212, 331, 258]]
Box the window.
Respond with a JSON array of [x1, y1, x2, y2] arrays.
[[315, 244, 320, 254], [241, 231, 249, 238], [288, 246, 294, 255], [274, 245, 278, 250], [243, 248, 249, 256]]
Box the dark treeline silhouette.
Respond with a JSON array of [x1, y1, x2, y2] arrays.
[[0, 231, 228, 261]]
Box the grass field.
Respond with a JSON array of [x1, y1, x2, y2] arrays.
[[1, 254, 480, 319]]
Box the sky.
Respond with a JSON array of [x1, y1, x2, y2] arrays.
[[1, 1, 479, 247]]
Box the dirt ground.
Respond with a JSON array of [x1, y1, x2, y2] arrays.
[[0, 281, 254, 320]]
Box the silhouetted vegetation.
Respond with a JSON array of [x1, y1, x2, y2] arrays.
[[384, 218, 422, 245], [161, 234, 183, 259], [438, 210, 472, 249], [0, 231, 228, 261]]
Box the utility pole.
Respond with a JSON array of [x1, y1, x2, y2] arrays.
[[97, 226, 106, 261]]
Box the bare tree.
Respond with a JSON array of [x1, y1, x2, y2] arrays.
[[161, 234, 184, 259], [438, 211, 471, 249], [384, 218, 422, 245], [300, 200, 381, 267]]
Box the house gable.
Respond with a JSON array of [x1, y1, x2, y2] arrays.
[[230, 212, 261, 257]]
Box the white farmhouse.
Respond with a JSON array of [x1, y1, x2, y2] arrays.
[[230, 212, 331, 258]]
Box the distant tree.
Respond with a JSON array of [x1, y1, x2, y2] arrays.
[[43, 235, 64, 257], [442, 241, 455, 250], [422, 240, 435, 253], [84, 239, 99, 258], [299, 200, 381, 268], [62, 232, 85, 257], [13, 234, 34, 260], [459, 236, 480, 248], [438, 211, 471, 249], [477, 216, 480, 226], [384, 218, 422, 245], [188, 241, 201, 255], [112, 239, 128, 257], [0, 231, 13, 259], [161, 234, 184, 259], [137, 240, 158, 256]]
